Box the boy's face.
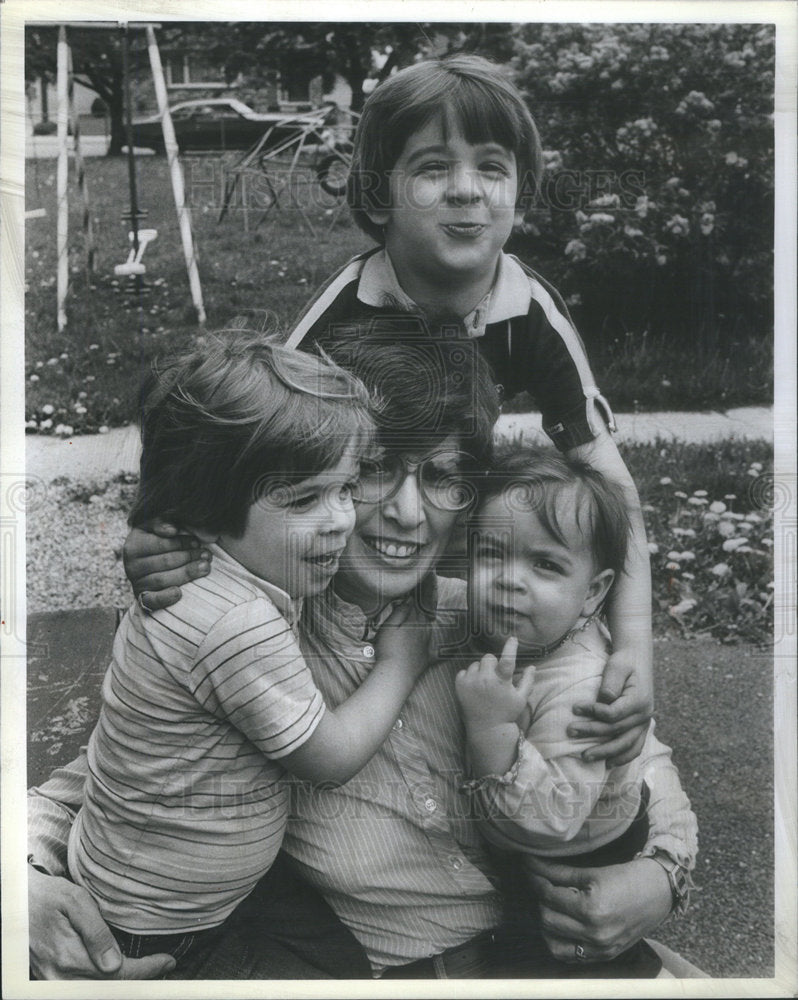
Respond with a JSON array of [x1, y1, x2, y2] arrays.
[[468, 488, 614, 657], [367, 118, 520, 297], [217, 446, 360, 599]]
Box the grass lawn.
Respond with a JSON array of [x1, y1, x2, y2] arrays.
[[24, 155, 772, 434]]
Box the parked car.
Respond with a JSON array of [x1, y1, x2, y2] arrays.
[[130, 98, 330, 154]]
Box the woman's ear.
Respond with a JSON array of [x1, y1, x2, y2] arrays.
[[582, 568, 615, 618]]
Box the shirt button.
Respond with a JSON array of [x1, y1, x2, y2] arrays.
[[393, 718, 404, 731], [424, 798, 437, 813], [363, 644, 375, 659], [449, 855, 463, 870]]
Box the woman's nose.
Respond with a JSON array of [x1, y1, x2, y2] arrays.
[[382, 472, 425, 528]]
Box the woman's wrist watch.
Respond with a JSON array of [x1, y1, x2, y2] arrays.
[[648, 849, 691, 916]]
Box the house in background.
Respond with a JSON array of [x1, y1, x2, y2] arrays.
[[26, 40, 353, 135]]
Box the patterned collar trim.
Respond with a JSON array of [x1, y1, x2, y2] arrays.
[[357, 250, 534, 334]]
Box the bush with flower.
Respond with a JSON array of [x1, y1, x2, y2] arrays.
[[622, 439, 774, 646], [510, 23, 774, 359]]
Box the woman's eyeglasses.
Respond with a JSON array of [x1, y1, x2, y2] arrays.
[[356, 451, 476, 511]]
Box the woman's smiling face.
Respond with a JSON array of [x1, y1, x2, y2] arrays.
[[333, 435, 464, 610]]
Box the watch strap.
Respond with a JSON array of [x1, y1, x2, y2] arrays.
[[649, 849, 691, 916]]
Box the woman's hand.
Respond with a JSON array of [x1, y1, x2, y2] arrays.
[[28, 866, 176, 979], [123, 521, 210, 612], [568, 648, 653, 766], [524, 856, 672, 963]]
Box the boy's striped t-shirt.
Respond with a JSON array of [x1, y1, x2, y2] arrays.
[[67, 545, 325, 934]]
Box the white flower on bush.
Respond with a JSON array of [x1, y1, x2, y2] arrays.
[[665, 562, 680, 571], [672, 528, 696, 537], [565, 239, 588, 262], [700, 213, 715, 236], [39, 418, 53, 430], [588, 212, 616, 227], [634, 195, 654, 218], [669, 598, 698, 617], [542, 150, 564, 172], [54, 424, 73, 437], [717, 520, 736, 538], [98, 425, 109, 434], [659, 477, 673, 485], [589, 193, 620, 209], [688, 496, 708, 506], [722, 537, 748, 552], [74, 405, 87, 415], [656, 254, 668, 266], [647, 542, 660, 555], [709, 500, 726, 513], [25, 419, 38, 430], [665, 215, 690, 237], [41, 404, 55, 415], [711, 563, 730, 577], [624, 224, 644, 238], [29, 374, 40, 383], [745, 512, 763, 523]]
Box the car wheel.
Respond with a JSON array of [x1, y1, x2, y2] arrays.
[[317, 154, 349, 197]]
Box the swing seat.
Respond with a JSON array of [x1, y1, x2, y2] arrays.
[[115, 228, 158, 276]]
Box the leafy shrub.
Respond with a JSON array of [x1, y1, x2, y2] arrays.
[[510, 23, 774, 351]]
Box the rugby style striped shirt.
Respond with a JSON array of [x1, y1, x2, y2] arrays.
[[66, 544, 325, 934], [284, 248, 616, 452]]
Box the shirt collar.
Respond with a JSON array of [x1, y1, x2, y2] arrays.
[[356, 249, 533, 336], [209, 542, 301, 626]]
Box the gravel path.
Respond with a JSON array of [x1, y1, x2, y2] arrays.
[[26, 478, 134, 613]]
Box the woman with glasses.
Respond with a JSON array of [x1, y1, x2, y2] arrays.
[[27, 321, 698, 980]]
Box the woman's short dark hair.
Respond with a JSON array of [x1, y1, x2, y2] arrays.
[[475, 444, 631, 581], [322, 316, 500, 470], [129, 332, 372, 537], [348, 54, 543, 243]]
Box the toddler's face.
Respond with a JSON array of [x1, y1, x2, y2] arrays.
[[367, 117, 519, 294], [218, 444, 360, 599], [468, 487, 614, 656]]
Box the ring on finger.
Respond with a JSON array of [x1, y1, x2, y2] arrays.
[[574, 944, 589, 961], [138, 592, 152, 614]]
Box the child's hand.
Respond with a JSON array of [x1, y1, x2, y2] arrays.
[[374, 599, 432, 680], [455, 637, 535, 731]]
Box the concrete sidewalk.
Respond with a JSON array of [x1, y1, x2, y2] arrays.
[[24, 406, 773, 484]]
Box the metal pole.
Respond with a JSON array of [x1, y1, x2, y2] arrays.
[[56, 26, 69, 331], [145, 25, 206, 325], [67, 43, 95, 273], [121, 26, 140, 255]]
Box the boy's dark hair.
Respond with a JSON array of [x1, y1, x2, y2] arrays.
[[475, 444, 631, 582], [348, 55, 543, 243], [129, 333, 372, 537], [322, 316, 500, 470]]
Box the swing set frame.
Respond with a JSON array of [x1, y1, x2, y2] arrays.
[[39, 21, 206, 331]]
